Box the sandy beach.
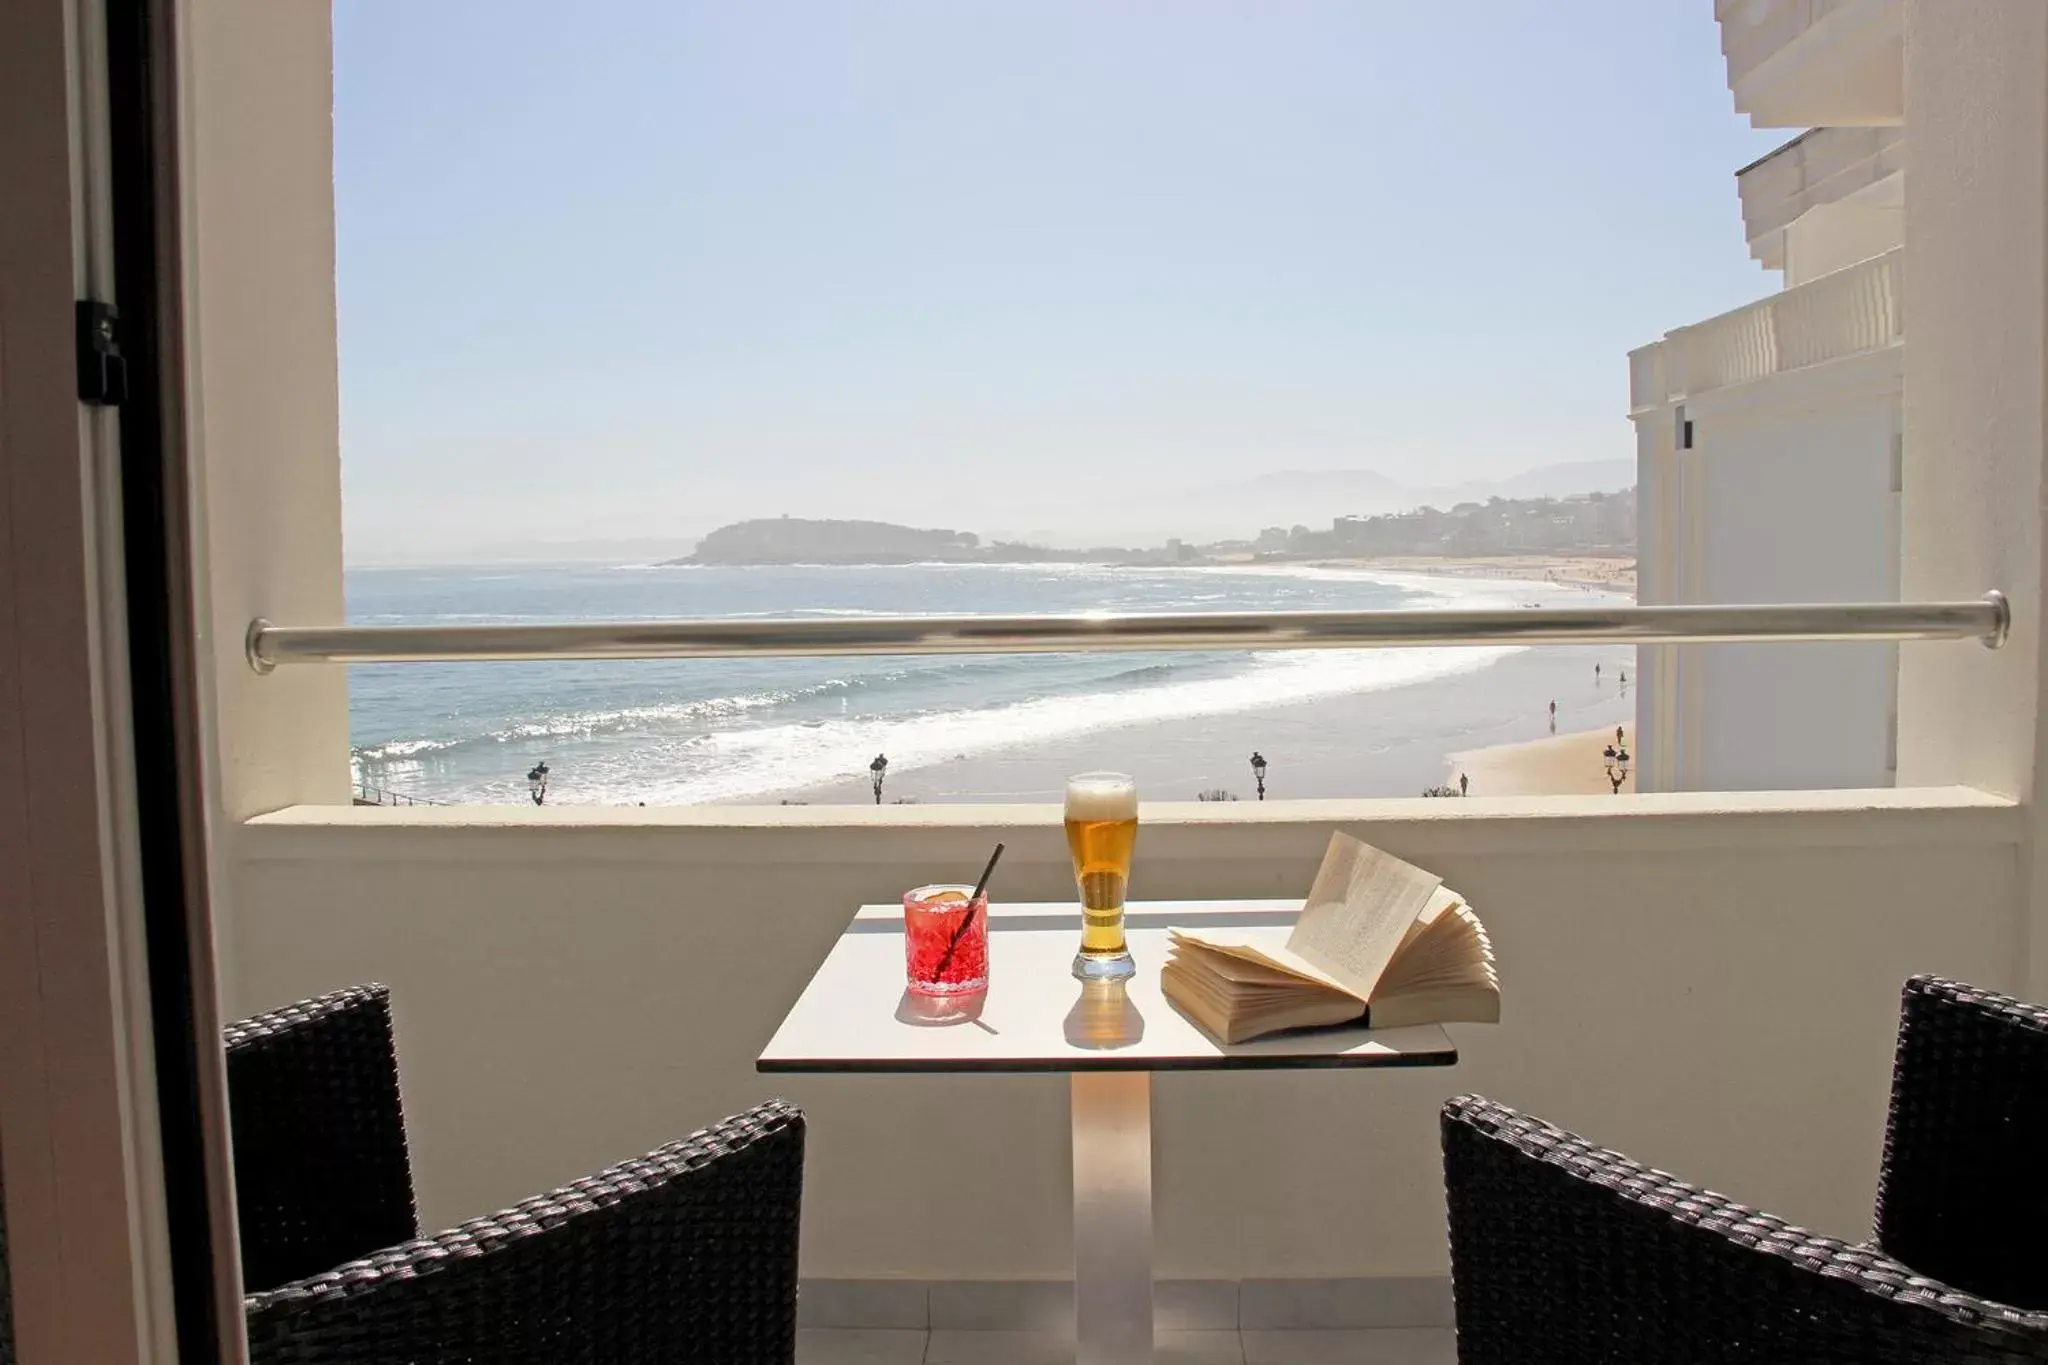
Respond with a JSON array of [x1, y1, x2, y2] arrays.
[[777, 642, 1637, 804], [765, 554, 1641, 806], [1448, 726, 1636, 797], [1307, 553, 1636, 596]]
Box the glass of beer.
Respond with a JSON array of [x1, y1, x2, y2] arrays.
[[1065, 772, 1138, 981]]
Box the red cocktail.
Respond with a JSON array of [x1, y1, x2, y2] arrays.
[[903, 883, 989, 995]]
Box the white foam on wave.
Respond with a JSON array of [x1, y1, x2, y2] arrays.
[[617, 643, 1521, 804], [360, 563, 1625, 804]]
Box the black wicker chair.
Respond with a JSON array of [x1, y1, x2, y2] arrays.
[[1442, 975, 2048, 1363], [227, 985, 804, 1365]]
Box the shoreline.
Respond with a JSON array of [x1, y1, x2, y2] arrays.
[[762, 560, 1639, 806], [771, 641, 1638, 805], [1300, 553, 1635, 595], [635, 551, 1637, 595]]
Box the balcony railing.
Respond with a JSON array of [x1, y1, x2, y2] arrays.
[[247, 592, 2009, 670], [1630, 248, 1901, 412], [1737, 126, 1904, 270]]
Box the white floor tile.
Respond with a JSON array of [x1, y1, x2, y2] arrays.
[[1160, 1329, 1249, 1363], [924, 1330, 1072, 1365], [796, 1327, 930, 1365], [921, 1329, 1249, 1364], [1243, 1328, 1456, 1365]]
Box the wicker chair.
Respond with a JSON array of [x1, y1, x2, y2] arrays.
[[227, 985, 804, 1364], [1442, 975, 2048, 1363]]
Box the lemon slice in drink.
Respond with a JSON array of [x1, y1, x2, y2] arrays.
[[926, 889, 970, 904]]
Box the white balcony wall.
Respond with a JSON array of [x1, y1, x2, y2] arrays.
[[1783, 199, 1904, 287], [1738, 126, 1905, 280], [223, 795, 2018, 1282], [1718, 0, 1903, 128], [1631, 252, 1903, 791], [1685, 371, 1901, 789], [187, 0, 350, 823]]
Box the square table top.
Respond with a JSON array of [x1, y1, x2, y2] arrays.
[[758, 899, 1459, 1074]]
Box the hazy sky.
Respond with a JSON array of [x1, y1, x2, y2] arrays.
[[335, 1, 1782, 563]]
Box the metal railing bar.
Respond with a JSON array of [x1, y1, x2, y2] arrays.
[[246, 592, 2010, 672]]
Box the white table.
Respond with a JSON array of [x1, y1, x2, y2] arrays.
[[758, 899, 1459, 1365]]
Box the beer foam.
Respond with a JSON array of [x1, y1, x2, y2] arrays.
[[1065, 772, 1137, 820]]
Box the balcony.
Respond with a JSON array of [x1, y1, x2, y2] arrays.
[[1717, 0, 1903, 128], [212, 785, 2022, 1358], [1629, 247, 1900, 414], [1738, 126, 1904, 281]]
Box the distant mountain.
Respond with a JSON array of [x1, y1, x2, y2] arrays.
[[1432, 459, 1636, 505], [1233, 468, 1411, 503]]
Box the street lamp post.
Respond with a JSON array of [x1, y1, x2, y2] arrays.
[[1249, 750, 1268, 801], [1601, 735, 1631, 795], [527, 761, 550, 806], [869, 753, 888, 805]]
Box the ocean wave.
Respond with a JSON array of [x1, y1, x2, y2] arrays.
[[619, 644, 1521, 804], [352, 681, 855, 764]]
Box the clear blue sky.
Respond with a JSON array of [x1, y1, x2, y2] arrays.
[[335, 1, 1783, 562]]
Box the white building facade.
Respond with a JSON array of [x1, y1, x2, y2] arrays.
[[1632, 2, 1906, 791]]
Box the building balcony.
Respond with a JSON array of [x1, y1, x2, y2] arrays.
[[1717, 0, 1903, 128], [218, 788, 2022, 1357], [1629, 246, 1900, 414], [1739, 126, 1904, 281]]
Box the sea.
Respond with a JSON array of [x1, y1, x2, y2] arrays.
[[347, 562, 1624, 805]]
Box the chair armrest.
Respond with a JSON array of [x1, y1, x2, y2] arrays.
[[1443, 1095, 2048, 1365], [1878, 975, 2048, 1309], [244, 1098, 804, 1365], [225, 985, 418, 1293]]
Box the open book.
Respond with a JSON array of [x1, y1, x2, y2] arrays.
[[1162, 833, 1499, 1044]]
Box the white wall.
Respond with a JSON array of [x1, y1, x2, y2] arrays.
[[185, 0, 349, 825], [1689, 357, 1901, 789], [1784, 199, 1905, 286], [225, 794, 2019, 1281], [1633, 397, 1680, 791], [1895, 0, 2048, 989], [1633, 350, 1902, 790]]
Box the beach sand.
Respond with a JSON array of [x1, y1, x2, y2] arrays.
[[776, 642, 1638, 805], [1448, 727, 1636, 797], [1308, 554, 1636, 596]]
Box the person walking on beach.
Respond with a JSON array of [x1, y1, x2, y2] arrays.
[[1459, 772, 1468, 797], [1548, 699, 1557, 733], [1594, 662, 1602, 682]]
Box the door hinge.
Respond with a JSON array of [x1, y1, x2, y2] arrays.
[[1890, 432, 1905, 494], [76, 299, 127, 406]]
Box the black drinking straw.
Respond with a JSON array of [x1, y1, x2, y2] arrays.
[[935, 842, 1004, 978]]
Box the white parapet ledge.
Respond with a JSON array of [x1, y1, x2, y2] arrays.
[[240, 785, 2020, 864], [1738, 126, 1904, 270], [1629, 247, 1900, 415]]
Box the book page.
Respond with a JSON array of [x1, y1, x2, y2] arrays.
[[1283, 833, 1443, 999], [1167, 927, 1364, 1000]]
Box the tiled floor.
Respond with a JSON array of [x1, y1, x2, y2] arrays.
[[798, 1327, 1458, 1365]]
